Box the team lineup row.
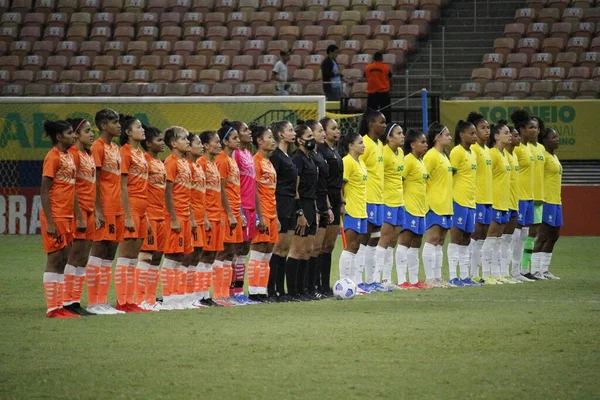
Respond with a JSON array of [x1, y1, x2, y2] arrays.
[[39, 106, 562, 318]]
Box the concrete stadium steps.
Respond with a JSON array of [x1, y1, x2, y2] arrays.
[[562, 160, 600, 185]]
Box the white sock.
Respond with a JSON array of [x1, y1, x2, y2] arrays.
[[434, 244, 443, 280], [382, 247, 394, 284], [519, 227, 530, 275], [200, 262, 211, 299], [422, 242, 435, 280], [481, 237, 496, 278], [511, 228, 522, 277], [407, 247, 420, 285], [500, 234, 512, 277], [470, 240, 483, 277], [374, 245, 386, 284], [458, 245, 470, 279], [249, 250, 264, 295], [541, 252, 552, 274], [490, 238, 502, 278], [395, 244, 408, 284], [447, 243, 459, 280], [364, 245, 376, 284], [531, 252, 542, 274], [339, 250, 353, 280], [356, 244, 366, 284]]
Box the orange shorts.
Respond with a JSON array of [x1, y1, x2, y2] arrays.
[[223, 214, 244, 244], [251, 216, 280, 244], [123, 212, 149, 240], [164, 218, 193, 255], [41, 215, 74, 254], [73, 208, 95, 241], [141, 219, 166, 252], [192, 222, 206, 248], [204, 220, 225, 252], [94, 214, 124, 242]]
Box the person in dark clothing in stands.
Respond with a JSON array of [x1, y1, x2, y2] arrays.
[[321, 45, 343, 101], [365, 52, 392, 123]]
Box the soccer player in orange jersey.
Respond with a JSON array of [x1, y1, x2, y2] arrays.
[[87, 109, 124, 315], [138, 126, 167, 311], [63, 118, 96, 316], [214, 121, 244, 306], [161, 126, 195, 310], [247, 124, 279, 303], [182, 132, 209, 309], [115, 114, 151, 313], [41, 120, 80, 318], [197, 130, 225, 307]]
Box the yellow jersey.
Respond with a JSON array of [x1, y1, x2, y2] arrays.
[[507, 150, 520, 211], [402, 153, 428, 217], [514, 143, 534, 201], [359, 134, 384, 204], [342, 154, 368, 218], [449, 145, 477, 209], [543, 151, 562, 205], [529, 142, 546, 201], [490, 147, 511, 211], [423, 148, 453, 215], [382, 145, 404, 207], [472, 143, 493, 205]]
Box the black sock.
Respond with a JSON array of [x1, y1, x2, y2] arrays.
[[268, 254, 281, 296], [285, 257, 299, 296], [276, 255, 287, 296], [296, 259, 308, 295], [320, 252, 332, 291], [307, 256, 318, 292]]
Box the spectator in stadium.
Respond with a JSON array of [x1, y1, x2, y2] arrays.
[[364, 52, 392, 123], [272, 50, 291, 96], [321, 45, 343, 101]]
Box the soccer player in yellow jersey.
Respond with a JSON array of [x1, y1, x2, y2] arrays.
[[374, 123, 405, 290], [527, 116, 547, 276], [338, 132, 367, 282], [422, 123, 453, 288], [448, 121, 481, 287], [532, 128, 562, 280], [481, 122, 514, 285], [399, 130, 431, 289], [357, 109, 387, 293], [510, 109, 539, 282], [503, 125, 522, 281], [466, 112, 492, 281]]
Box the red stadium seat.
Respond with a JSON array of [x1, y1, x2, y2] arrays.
[[245, 69, 268, 83], [231, 55, 254, 72], [222, 69, 243, 83], [234, 83, 257, 96], [273, 11, 294, 30], [197, 40, 219, 58], [303, 26, 325, 43], [398, 24, 419, 54], [12, 70, 35, 84], [364, 11, 385, 31]]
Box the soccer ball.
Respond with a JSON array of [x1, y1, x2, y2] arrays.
[[333, 278, 356, 300]]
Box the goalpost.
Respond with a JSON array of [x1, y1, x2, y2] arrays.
[[0, 95, 326, 234]]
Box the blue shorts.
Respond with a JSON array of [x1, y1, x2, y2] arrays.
[[452, 203, 476, 233], [383, 205, 406, 227], [475, 203, 493, 225], [425, 210, 453, 230], [518, 199, 535, 227], [343, 214, 367, 234], [492, 208, 510, 224], [510, 209, 518, 219], [542, 203, 563, 227], [403, 211, 426, 235], [366, 203, 384, 227]]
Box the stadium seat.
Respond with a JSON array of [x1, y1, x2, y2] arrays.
[[257, 82, 276, 95], [209, 82, 232, 95], [49, 82, 72, 96], [148, 0, 168, 12], [340, 40, 361, 56], [105, 41, 125, 58], [550, 23, 572, 43], [286, 55, 302, 77], [296, 11, 317, 30], [567, 66, 591, 80], [340, 11, 362, 27], [336, 53, 350, 70], [160, 12, 182, 28], [293, 68, 315, 83], [137, 26, 159, 44], [152, 69, 173, 83], [243, 40, 265, 60], [256, 54, 276, 73], [327, 25, 348, 45], [494, 38, 516, 59], [93, 55, 115, 73], [161, 26, 182, 45], [124, 0, 146, 13], [304, 54, 324, 74], [315, 40, 336, 56], [580, 51, 600, 70], [273, 11, 294, 30], [530, 53, 552, 74], [484, 82, 506, 99], [79, 41, 102, 59], [0, 55, 21, 73], [182, 12, 204, 29], [162, 54, 184, 72], [267, 40, 289, 56], [505, 53, 527, 71], [117, 55, 139, 72], [186, 54, 208, 72], [69, 83, 95, 97], [292, 40, 314, 59], [209, 54, 231, 72], [567, 37, 590, 58], [398, 0, 418, 13], [538, 8, 560, 24], [303, 26, 325, 43], [282, 0, 302, 12], [459, 82, 482, 99], [573, 22, 596, 39], [410, 10, 431, 39], [531, 80, 554, 98], [175, 69, 197, 83], [548, 0, 570, 12], [279, 26, 300, 48], [43, 27, 65, 43], [374, 25, 394, 48], [374, 0, 394, 12], [164, 82, 189, 96], [495, 67, 518, 81], [342, 67, 363, 83], [24, 83, 48, 96], [577, 80, 600, 97], [518, 67, 542, 81], [362, 39, 384, 55], [584, 7, 600, 23], [222, 69, 244, 84], [563, 7, 584, 23], [508, 81, 531, 98], [1, 83, 24, 96], [129, 69, 150, 83], [505, 23, 525, 43], [119, 83, 142, 96], [23, 55, 45, 72], [58, 69, 80, 83], [555, 51, 578, 70], [191, 0, 214, 13], [386, 10, 409, 26], [94, 83, 118, 96], [245, 69, 268, 83], [140, 55, 161, 72], [518, 38, 541, 62], [287, 82, 303, 95], [233, 82, 257, 95], [365, 11, 385, 30], [231, 55, 254, 72], [205, 12, 226, 28], [20, 27, 42, 43], [90, 27, 113, 45], [106, 69, 127, 83], [482, 53, 504, 72], [238, 0, 258, 12], [220, 40, 242, 58], [386, 40, 408, 66], [351, 53, 372, 71], [515, 8, 536, 25], [199, 68, 221, 83], [83, 70, 104, 83], [543, 66, 566, 80], [115, 12, 136, 28], [555, 80, 578, 98], [34, 0, 57, 15], [382, 53, 399, 69], [350, 25, 371, 43], [318, 11, 341, 32], [249, 12, 271, 30], [197, 40, 219, 58], [593, 66, 600, 80], [230, 26, 251, 45], [10, 41, 32, 58], [2, 13, 22, 28], [305, 0, 326, 13], [572, 0, 594, 8], [46, 55, 68, 73], [12, 70, 35, 84], [173, 41, 195, 58], [93, 12, 114, 29], [471, 68, 493, 85], [69, 13, 92, 28], [184, 27, 205, 43], [350, 0, 371, 16], [206, 26, 228, 46], [305, 82, 325, 95], [527, 23, 549, 43], [398, 25, 419, 53], [187, 82, 211, 96]]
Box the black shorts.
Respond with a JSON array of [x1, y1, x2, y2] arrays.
[[295, 198, 317, 237], [277, 194, 296, 234], [329, 189, 342, 225]]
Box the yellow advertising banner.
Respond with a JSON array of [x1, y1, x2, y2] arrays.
[[440, 100, 600, 160]]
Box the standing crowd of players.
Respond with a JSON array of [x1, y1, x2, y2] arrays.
[[40, 107, 563, 318]]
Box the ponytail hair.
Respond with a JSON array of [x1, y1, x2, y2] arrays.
[[249, 121, 269, 147], [199, 130, 218, 146], [294, 120, 311, 145], [454, 120, 474, 146], [44, 119, 72, 145], [342, 131, 361, 154], [488, 120, 507, 148], [320, 116, 335, 131], [538, 127, 555, 146], [426, 122, 446, 150], [141, 125, 162, 151], [510, 108, 533, 133], [118, 113, 138, 146], [467, 111, 486, 127], [217, 119, 236, 143], [358, 108, 383, 136], [270, 120, 291, 142], [66, 118, 87, 134], [402, 129, 424, 155]]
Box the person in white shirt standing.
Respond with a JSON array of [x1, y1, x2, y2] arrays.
[[272, 50, 291, 95]]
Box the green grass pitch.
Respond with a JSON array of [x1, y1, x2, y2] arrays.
[[0, 235, 599, 399]]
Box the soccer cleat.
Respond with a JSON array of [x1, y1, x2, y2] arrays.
[[370, 282, 393, 292], [116, 303, 130, 312], [47, 308, 80, 318], [357, 283, 372, 294], [200, 298, 223, 307], [436, 279, 450, 288], [523, 272, 540, 281], [64, 303, 94, 316], [532, 271, 547, 280], [514, 274, 534, 282], [248, 294, 264, 303], [483, 277, 501, 285], [139, 301, 161, 311], [101, 304, 126, 314], [190, 299, 209, 308], [381, 280, 401, 290], [472, 276, 485, 284], [413, 281, 434, 289], [236, 294, 260, 304], [424, 279, 442, 288], [214, 298, 236, 307], [448, 278, 466, 287], [543, 271, 560, 280], [127, 303, 153, 313], [496, 276, 517, 284], [461, 277, 483, 286], [397, 282, 412, 290], [86, 304, 111, 314]]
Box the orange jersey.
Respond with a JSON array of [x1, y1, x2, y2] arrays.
[[188, 158, 206, 222], [216, 151, 241, 217], [144, 153, 166, 220], [365, 61, 391, 93], [120, 144, 148, 200], [198, 156, 223, 221], [68, 146, 95, 212], [91, 138, 122, 215], [42, 147, 76, 219], [164, 154, 192, 217], [254, 152, 277, 219]]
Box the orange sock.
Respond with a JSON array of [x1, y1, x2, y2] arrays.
[[115, 258, 129, 306], [43, 272, 59, 312], [145, 266, 159, 304], [212, 261, 223, 299], [222, 261, 232, 299], [193, 264, 202, 294], [161, 259, 178, 298], [186, 265, 196, 295], [135, 261, 149, 305], [126, 259, 136, 304], [173, 266, 181, 296], [259, 260, 271, 294], [97, 260, 113, 304], [73, 267, 86, 304], [57, 274, 65, 308], [178, 266, 187, 295], [63, 264, 77, 305], [86, 256, 102, 306], [247, 258, 258, 294], [200, 263, 211, 298]]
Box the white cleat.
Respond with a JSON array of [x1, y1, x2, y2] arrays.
[[543, 271, 560, 280], [381, 280, 401, 290], [514, 274, 534, 282], [532, 271, 547, 280], [139, 301, 161, 312]]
